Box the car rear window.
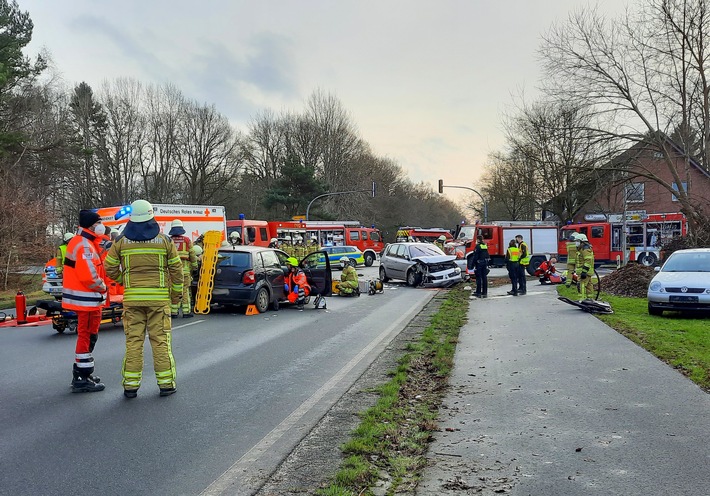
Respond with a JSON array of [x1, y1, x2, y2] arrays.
[[217, 251, 251, 268]]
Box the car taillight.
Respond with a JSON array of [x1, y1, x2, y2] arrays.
[[242, 270, 256, 284]]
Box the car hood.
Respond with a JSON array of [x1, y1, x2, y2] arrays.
[[412, 254, 457, 264], [652, 271, 710, 286]]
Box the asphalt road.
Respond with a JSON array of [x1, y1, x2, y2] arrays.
[[0, 264, 433, 496]]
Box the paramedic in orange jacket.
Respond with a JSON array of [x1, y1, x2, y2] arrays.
[[285, 257, 310, 310], [62, 210, 108, 393]]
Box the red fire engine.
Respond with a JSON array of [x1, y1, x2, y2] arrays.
[[451, 221, 559, 274], [558, 212, 687, 266], [226, 217, 384, 267]]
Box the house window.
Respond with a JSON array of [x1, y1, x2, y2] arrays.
[[625, 182, 645, 203], [672, 181, 688, 202]]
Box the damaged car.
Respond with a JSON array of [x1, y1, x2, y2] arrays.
[[379, 242, 462, 287]]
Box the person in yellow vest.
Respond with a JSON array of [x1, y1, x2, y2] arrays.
[[575, 233, 596, 301], [337, 258, 359, 296], [515, 234, 530, 295], [434, 234, 447, 251], [104, 199, 183, 399], [55, 232, 75, 276], [505, 239, 520, 296], [565, 232, 579, 288], [168, 219, 198, 318]]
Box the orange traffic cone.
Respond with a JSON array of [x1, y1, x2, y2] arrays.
[[245, 305, 260, 316]]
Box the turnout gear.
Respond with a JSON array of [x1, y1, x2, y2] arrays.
[[104, 200, 183, 395], [337, 261, 359, 295], [62, 226, 108, 388], [565, 233, 579, 288], [170, 224, 198, 317], [576, 238, 595, 301]]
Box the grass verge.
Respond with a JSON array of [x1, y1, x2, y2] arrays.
[[317, 285, 469, 495], [0, 273, 44, 310], [557, 285, 710, 391]]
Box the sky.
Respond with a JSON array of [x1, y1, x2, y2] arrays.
[[20, 0, 628, 208]]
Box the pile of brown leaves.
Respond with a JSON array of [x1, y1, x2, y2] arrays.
[[601, 264, 656, 298]]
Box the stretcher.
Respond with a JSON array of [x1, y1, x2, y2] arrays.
[[33, 296, 124, 334]]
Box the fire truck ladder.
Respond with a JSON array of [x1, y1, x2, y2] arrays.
[[194, 230, 222, 315]]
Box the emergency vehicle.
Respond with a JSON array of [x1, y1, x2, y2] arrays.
[[395, 227, 454, 243], [451, 221, 559, 274], [226, 216, 270, 246], [558, 212, 687, 267], [96, 203, 227, 242], [269, 220, 383, 267]]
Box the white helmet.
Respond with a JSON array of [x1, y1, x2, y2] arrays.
[[170, 219, 184, 228], [340, 258, 349, 268], [569, 232, 579, 241], [230, 231, 240, 239], [63, 233, 74, 242], [270, 237, 278, 243], [438, 235, 447, 242], [576, 233, 589, 243], [284, 235, 292, 241], [129, 199, 154, 223], [193, 245, 203, 256], [220, 240, 230, 248]]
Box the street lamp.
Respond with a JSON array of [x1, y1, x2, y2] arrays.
[[437, 180, 488, 222]]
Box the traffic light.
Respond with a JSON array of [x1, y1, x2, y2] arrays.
[[438, 179, 444, 194]]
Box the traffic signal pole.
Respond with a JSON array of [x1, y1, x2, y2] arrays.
[[438, 179, 488, 222]]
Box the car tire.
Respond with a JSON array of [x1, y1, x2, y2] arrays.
[[527, 255, 546, 276], [254, 287, 269, 314], [379, 266, 389, 283], [349, 258, 357, 268], [407, 268, 421, 287], [638, 253, 658, 267], [364, 252, 375, 267]]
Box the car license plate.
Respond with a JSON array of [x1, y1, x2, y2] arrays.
[[669, 295, 698, 303]]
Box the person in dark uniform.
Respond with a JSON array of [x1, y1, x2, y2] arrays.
[[468, 235, 490, 298]]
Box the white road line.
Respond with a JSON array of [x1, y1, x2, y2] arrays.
[[199, 294, 433, 496], [172, 319, 205, 330]]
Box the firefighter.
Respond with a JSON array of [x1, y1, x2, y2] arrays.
[[505, 239, 520, 296], [469, 235, 490, 298], [337, 258, 359, 296], [169, 219, 198, 318], [55, 232, 75, 276], [282, 235, 293, 256], [284, 256, 310, 310], [434, 234, 447, 251], [565, 232, 579, 288], [62, 210, 108, 393], [293, 235, 306, 260], [104, 199, 183, 399], [575, 234, 595, 301], [268, 237, 279, 249], [229, 231, 242, 246], [308, 235, 320, 251], [515, 234, 530, 295]]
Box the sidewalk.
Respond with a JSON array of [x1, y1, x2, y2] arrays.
[[417, 283, 710, 495]]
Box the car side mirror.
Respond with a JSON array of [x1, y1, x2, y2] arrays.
[[654, 266, 660, 272]]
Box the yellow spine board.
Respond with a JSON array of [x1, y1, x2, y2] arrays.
[[193, 230, 222, 314]]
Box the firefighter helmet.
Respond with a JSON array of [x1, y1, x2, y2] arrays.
[[129, 199, 154, 223], [193, 245, 203, 256], [340, 258, 349, 268], [576, 233, 589, 243], [438, 235, 447, 241], [286, 257, 298, 267], [170, 219, 183, 228]]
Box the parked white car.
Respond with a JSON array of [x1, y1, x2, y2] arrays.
[[647, 248, 710, 316]]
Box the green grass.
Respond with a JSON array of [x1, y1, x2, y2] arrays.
[[0, 273, 44, 309], [317, 286, 469, 495], [558, 285, 710, 390]]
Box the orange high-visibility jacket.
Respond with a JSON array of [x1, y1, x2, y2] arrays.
[[62, 228, 107, 312]]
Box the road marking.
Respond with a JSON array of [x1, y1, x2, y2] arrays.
[[172, 320, 205, 330], [199, 293, 433, 496]]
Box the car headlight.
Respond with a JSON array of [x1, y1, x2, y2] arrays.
[[705, 288, 710, 294], [454, 267, 461, 274], [649, 281, 662, 292]]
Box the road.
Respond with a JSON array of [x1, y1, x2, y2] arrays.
[[0, 264, 433, 496]]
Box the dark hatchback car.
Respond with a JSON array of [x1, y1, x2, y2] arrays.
[[196, 246, 332, 313]]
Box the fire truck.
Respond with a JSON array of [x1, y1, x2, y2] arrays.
[[451, 221, 559, 274], [395, 227, 454, 243], [558, 212, 687, 267]]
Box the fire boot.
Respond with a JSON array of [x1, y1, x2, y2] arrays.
[[71, 364, 105, 393]]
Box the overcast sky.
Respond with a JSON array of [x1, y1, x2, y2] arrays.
[[21, 0, 628, 206]]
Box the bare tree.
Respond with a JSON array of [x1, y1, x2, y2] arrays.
[[541, 0, 710, 231]]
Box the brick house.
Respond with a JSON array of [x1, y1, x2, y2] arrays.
[[574, 137, 710, 223]]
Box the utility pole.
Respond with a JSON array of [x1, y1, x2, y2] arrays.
[[438, 179, 488, 222]]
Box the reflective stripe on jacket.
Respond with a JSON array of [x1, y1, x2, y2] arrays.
[[519, 241, 531, 266], [104, 233, 183, 305], [566, 241, 578, 266], [61, 229, 107, 311]]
